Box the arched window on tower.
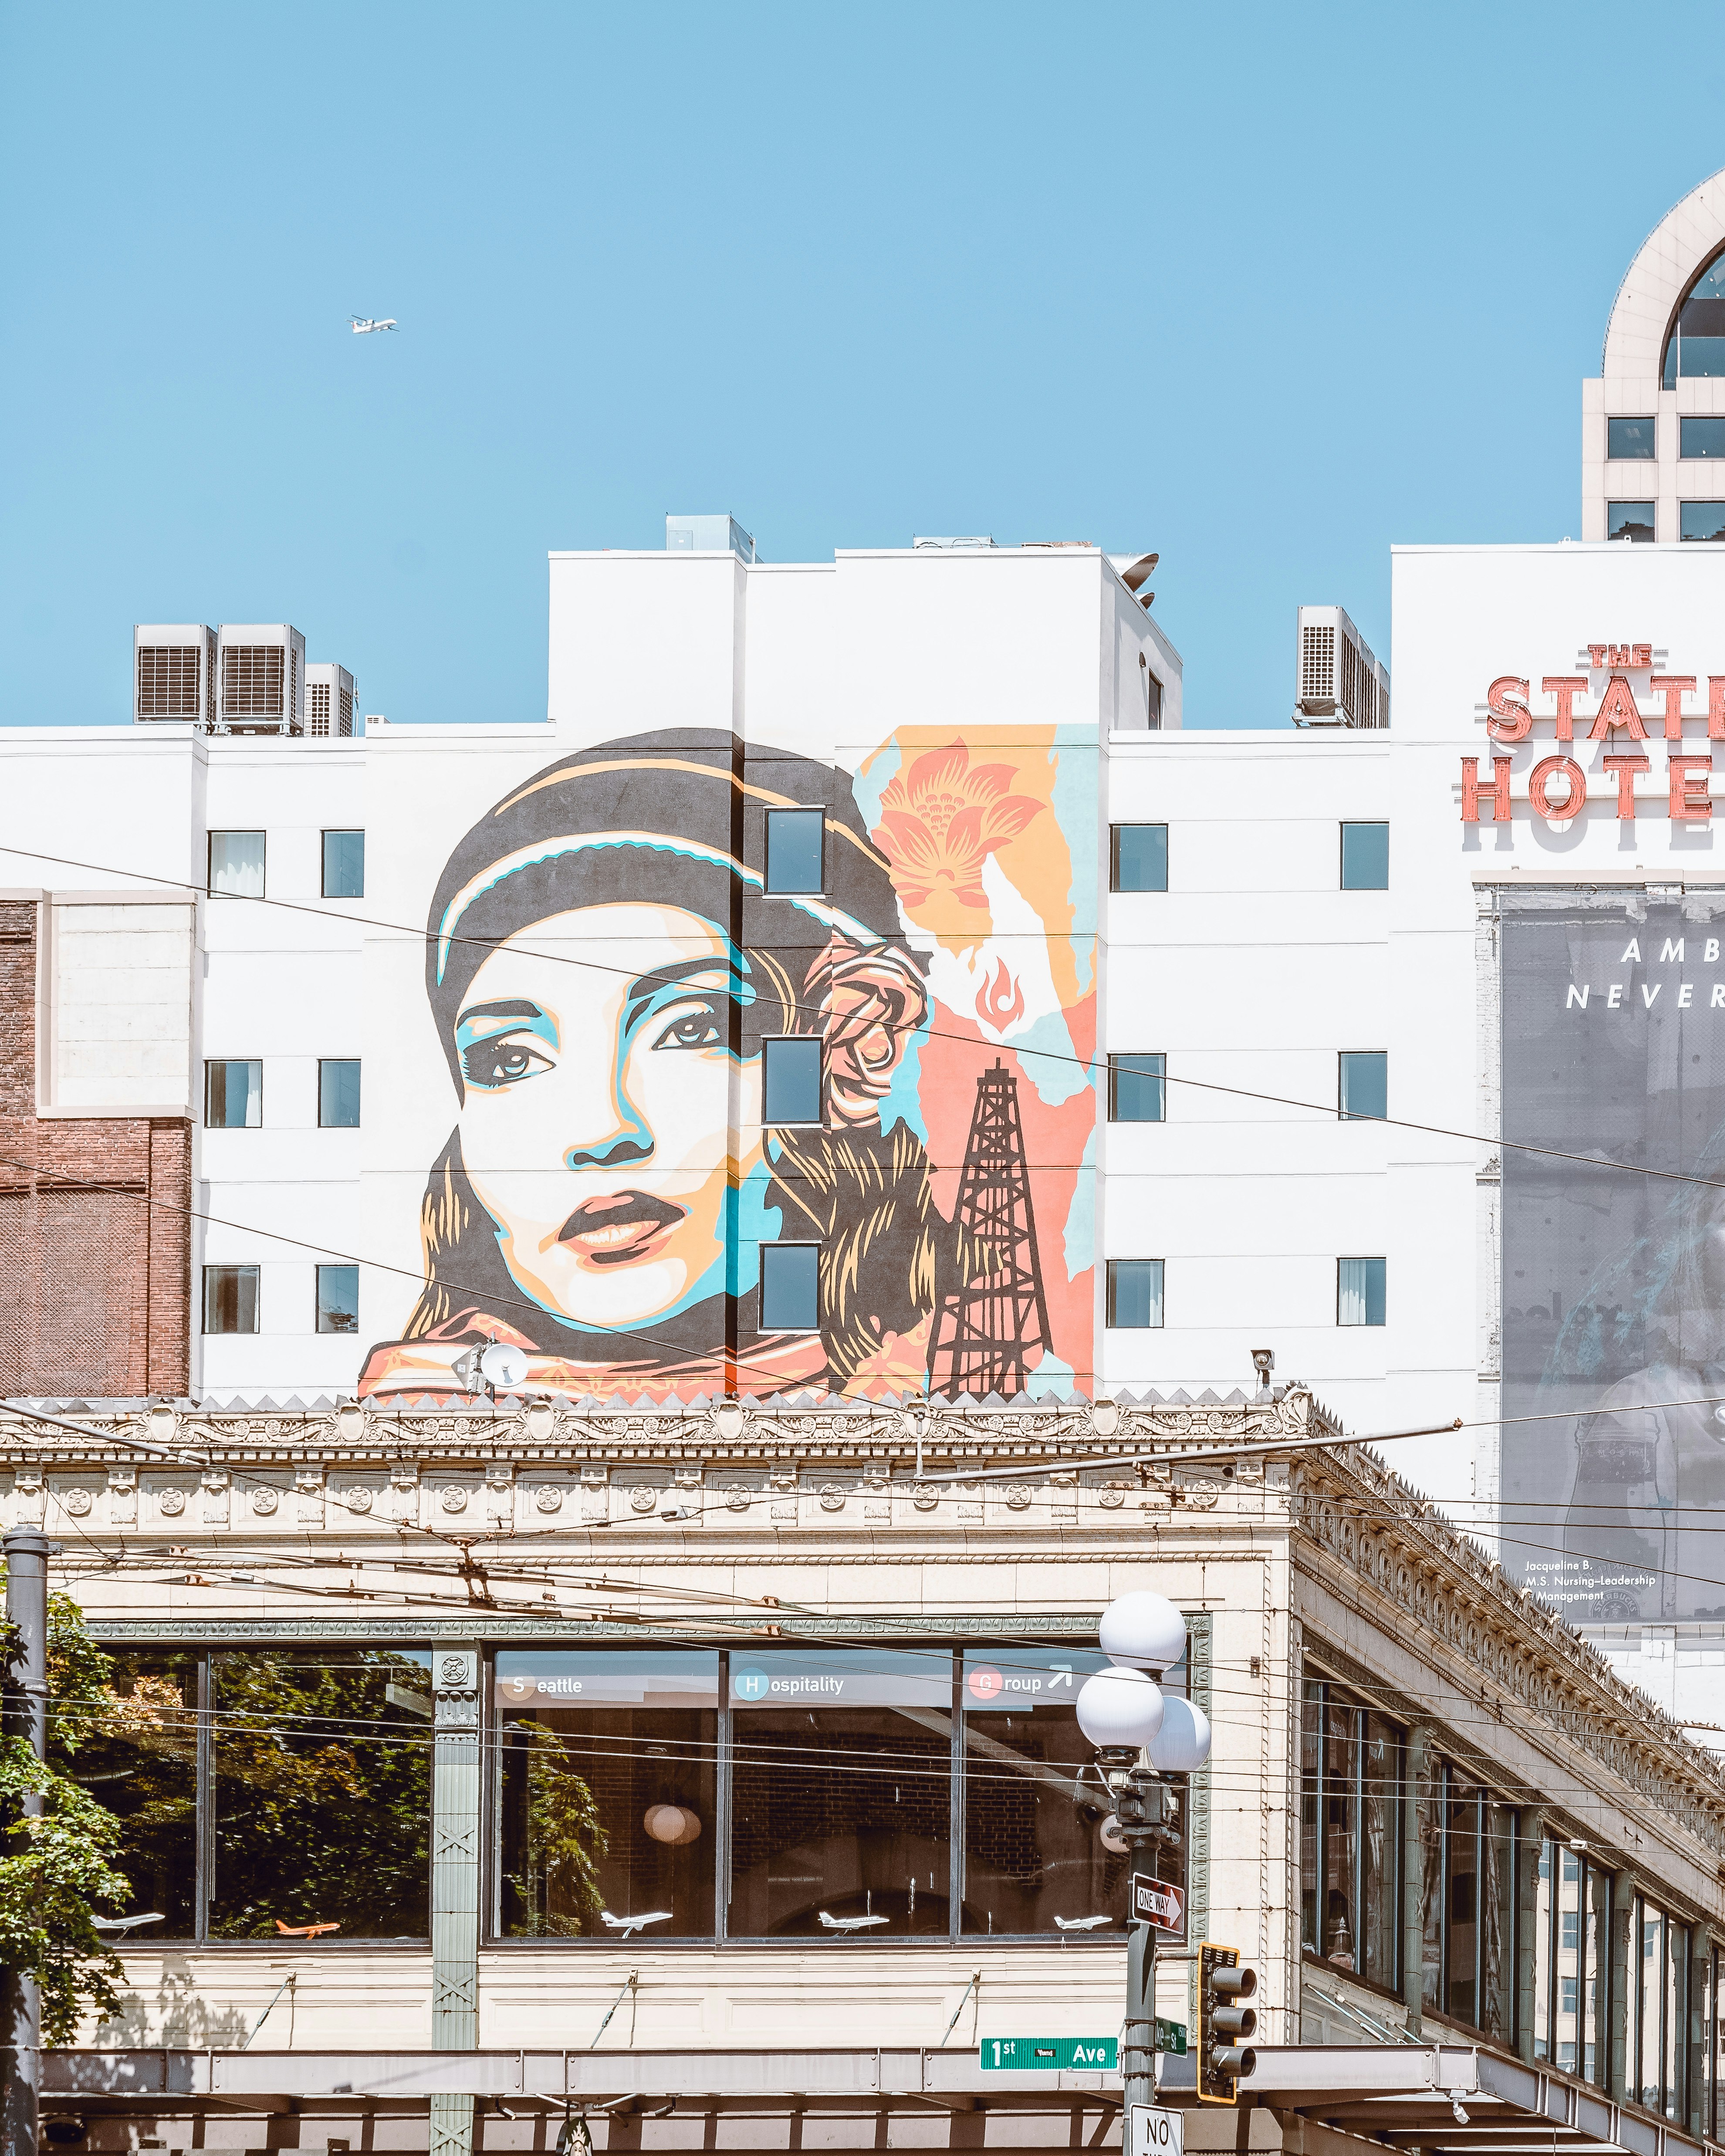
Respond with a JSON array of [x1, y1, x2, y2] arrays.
[[1662, 250, 1725, 385]]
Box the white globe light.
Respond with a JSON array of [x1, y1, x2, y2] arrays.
[[1075, 1665, 1165, 1748], [1146, 1695, 1212, 1774], [1099, 1592, 1188, 1674]]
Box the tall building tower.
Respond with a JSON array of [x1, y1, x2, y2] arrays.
[[1584, 165, 1725, 544]]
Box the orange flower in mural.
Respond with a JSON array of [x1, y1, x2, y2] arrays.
[[872, 741, 1044, 910]]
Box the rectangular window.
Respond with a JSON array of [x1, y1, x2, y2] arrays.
[[205, 1058, 261, 1129], [1111, 824, 1168, 892], [315, 1264, 359, 1335], [1609, 416, 1657, 459], [1528, 1836, 1609, 2084], [761, 1037, 822, 1125], [1682, 501, 1725, 543], [1338, 1257, 1386, 1327], [1339, 1050, 1388, 1121], [759, 1243, 818, 1332], [961, 1646, 1168, 1936], [318, 1058, 361, 1128], [1144, 665, 1163, 729], [1446, 1774, 1481, 2029], [321, 829, 365, 898], [1108, 1051, 1166, 1123], [210, 1649, 431, 1938], [68, 1651, 200, 1938], [1297, 1678, 1403, 1995], [207, 830, 265, 897], [765, 808, 824, 894], [1608, 500, 1657, 543], [1681, 416, 1725, 460], [728, 1648, 952, 1936], [202, 1264, 258, 1335], [1106, 1257, 1164, 1329], [496, 1650, 720, 1939], [1339, 821, 1389, 889]]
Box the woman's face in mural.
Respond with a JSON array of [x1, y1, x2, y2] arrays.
[[453, 902, 761, 1330]]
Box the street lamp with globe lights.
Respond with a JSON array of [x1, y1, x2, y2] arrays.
[[1076, 1593, 1213, 2115]]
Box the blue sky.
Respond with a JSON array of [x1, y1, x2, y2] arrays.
[[3, 1, 1723, 732]]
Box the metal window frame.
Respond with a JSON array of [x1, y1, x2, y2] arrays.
[[1339, 821, 1390, 892], [1107, 1051, 1166, 1124], [763, 808, 825, 896], [1109, 823, 1169, 894], [1104, 1257, 1164, 1331], [200, 1262, 259, 1336], [760, 1036, 825, 1127], [321, 829, 365, 900], [317, 1058, 362, 1129], [206, 829, 266, 899], [203, 1058, 262, 1130]]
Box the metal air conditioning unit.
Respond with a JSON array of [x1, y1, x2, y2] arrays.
[[305, 663, 358, 738], [216, 624, 306, 735], [133, 625, 216, 725], [1295, 605, 1389, 729]]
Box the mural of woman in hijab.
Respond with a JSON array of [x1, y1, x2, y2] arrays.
[[357, 729, 968, 1402]]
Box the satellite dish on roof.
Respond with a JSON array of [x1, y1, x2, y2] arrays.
[[479, 1342, 530, 1392]]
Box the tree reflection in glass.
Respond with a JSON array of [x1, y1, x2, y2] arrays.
[[729, 1649, 953, 1937], [495, 1652, 717, 1938], [210, 1649, 432, 1939], [66, 1650, 200, 1938]]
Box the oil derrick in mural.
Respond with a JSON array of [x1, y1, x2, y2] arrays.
[[930, 1061, 1052, 1397]]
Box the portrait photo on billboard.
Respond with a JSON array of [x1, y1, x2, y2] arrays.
[[356, 724, 1098, 1405], [1501, 892, 1725, 1622]]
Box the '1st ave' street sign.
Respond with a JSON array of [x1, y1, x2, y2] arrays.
[[1130, 1874, 1186, 1932], [981, 2038, 1118, 2072]]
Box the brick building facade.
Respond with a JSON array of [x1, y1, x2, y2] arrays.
[[0, 898, 189, 1396]]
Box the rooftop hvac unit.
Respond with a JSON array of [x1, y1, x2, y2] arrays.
[[133, 625, 215, 724], [216, 624, 306, 735], [1295, 606, 1389, 729], [304, 662, 358, 738]]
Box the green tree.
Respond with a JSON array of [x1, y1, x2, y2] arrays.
[[0, 1574, 133, 2043]]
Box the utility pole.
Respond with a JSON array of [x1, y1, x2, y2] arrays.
[[1103, 1755, 1168, 2113], [2, 1527, 51, 2156]]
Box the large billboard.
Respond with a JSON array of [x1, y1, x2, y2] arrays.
[[1502, 892, 1725, 1622], [356, 723, 1097, 1405]]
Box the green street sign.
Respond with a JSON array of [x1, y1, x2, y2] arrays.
[[981, 2038, 1118, 2072], [1157, 2019, 1188, 2055]]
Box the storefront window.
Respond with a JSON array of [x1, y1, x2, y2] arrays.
[[1299, 1677, 1403, 1994], [495, 1650, 718, 1939], [729, 1648, 953, 1937], [1632, 1896, 1689, 2118], [66, 1650, 199, 1940], [960, 1646, 1187, 1938], [209, 1648, 432, 1938]]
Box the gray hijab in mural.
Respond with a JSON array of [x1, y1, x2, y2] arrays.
[[357, 728, 962, 1402]]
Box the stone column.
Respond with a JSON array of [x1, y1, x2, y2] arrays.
[[430, 1647, 481, 2156]]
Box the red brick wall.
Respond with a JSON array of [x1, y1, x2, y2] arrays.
[[0, 899, 190, 1397]]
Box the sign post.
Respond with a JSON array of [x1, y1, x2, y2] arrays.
[[980, 2038, 1119, 2072], [1127, 2105, 1185, 2156], [1130, 1873, 1186, 1933]]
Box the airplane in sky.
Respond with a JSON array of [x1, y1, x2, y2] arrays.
[[349, 316, 398, 334], [599, 1909, 672, 1939]]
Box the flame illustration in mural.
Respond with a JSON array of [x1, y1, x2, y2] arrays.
[[872, 740, 1044, 911], [976, 959, 1025, 1031]]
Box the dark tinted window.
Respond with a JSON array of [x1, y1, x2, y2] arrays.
[[67, 1651, 200, 1940], [1340, 822, 1389, 889], [1106, 1258, 1163, 1328], [1607, 416, 1655, 459], [1681, 416, 1725, 459], [321, 830, 365, 899], [729, 1649, 952, 1937], [762, 1037, 822, 1124], [210, 1649, 432, 1938], [1607, 500, 1657, 543], [319, 1058, 360, 1127], [1108, 1052, 1165, 1122], [1339, 1051, 1388, 1121], [497, 1652, 719, 1939], [205, 1059, 261, 1128], [760, 1243, 818, 1330], [315, 1264, 359, 1333], [765, 809, 823, 893], [202, 1264, 258, 1334], [1111, 825, 1167, 892]]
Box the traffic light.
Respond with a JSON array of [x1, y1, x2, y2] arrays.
[[1197, 1943, 1257, 2104]]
